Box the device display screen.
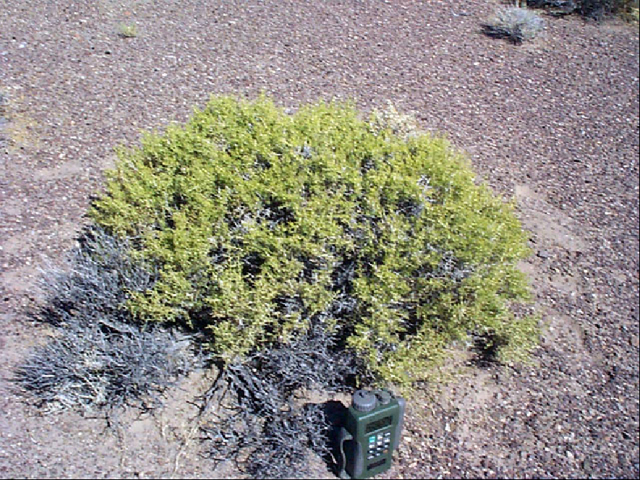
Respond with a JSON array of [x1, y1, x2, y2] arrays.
[[365, 415, 392, 434]]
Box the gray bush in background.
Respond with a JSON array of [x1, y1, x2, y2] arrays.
[[482, 7, 546, 44]]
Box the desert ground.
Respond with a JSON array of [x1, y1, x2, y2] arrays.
[[1, 1, 638, 478]]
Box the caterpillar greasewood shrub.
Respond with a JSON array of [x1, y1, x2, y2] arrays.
[[90, 95, 537, 385]]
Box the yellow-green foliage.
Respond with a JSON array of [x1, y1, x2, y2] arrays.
[[118, 23, 138, 38], [91, 95, 535, 384]]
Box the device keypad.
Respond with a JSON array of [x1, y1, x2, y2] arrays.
[[367, 431, 391, 460]]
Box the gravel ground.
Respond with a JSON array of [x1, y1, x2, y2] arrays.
[[1, 1, 638, 478]]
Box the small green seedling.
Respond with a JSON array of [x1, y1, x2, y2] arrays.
[[118, 23, 138, 38]]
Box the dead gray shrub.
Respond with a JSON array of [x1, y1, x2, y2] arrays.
[[16, 226, 203, 414], [201, 317, 358, 479], [16, 318, 200, 414], [482, 7, 546, 44]]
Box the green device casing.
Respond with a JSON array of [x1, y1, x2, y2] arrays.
[[338, 389, 406, 479]]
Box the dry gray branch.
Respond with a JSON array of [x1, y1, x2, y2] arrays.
[[201, 318, 357, 479]]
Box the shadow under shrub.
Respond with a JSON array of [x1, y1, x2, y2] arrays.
[[90, 95, 537, 386]]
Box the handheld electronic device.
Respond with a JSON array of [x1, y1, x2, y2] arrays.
[[337, 389, 406, 479]]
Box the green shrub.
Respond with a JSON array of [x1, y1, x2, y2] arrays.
[[117, 22, 138, 38], [90, 95, 536, 385]]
